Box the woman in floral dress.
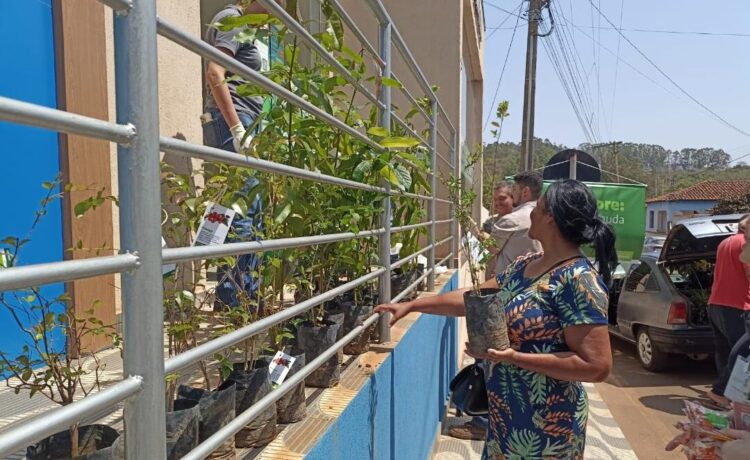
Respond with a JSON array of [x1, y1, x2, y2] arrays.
[[376, 180, 617, 459]]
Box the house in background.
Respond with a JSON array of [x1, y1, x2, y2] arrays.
[[645, 180, 750, 234]]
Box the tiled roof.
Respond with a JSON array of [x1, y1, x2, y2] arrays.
[[647, 180, 750, 203]]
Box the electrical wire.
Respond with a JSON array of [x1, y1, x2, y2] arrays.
[[548, 3, 599, 142], [587, 0, 750, 138], [486, 0, 525, 40], [609, 0, 624, 138], [483, 2, 524, 132], [484, 0, 526, 20], [570, 25, 750, 38]]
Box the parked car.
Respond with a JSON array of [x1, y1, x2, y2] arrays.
[[608, 214, 743, 371], [643, 235, 666, 254]]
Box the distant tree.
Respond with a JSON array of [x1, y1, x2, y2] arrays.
[[711, 192, 750, 215]]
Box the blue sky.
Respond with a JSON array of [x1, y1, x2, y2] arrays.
[[481, 0, 750, 163]]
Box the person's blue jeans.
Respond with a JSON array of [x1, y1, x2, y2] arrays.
[[713, 311, 750, 396], [202, 110, 263, 309]]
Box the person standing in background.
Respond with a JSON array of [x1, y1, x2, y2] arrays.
[[481, 182, 514, 282], [202, 0, 283, 309], [489, 171, 543, 275], [707, 214, 750, 408]]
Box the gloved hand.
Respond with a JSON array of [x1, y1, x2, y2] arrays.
[[229, 122, 253, 154], [721, 429, 750, 460]]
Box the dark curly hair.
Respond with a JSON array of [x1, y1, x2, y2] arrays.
[[543, 180, 618, 285]]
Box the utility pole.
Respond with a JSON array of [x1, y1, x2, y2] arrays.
[[520, 0, 544, 171], [591, 141, 622, 182]]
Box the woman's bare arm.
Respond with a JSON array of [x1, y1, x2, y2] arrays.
[[472, 324, 612, 382], [375, 277, 499, 326]]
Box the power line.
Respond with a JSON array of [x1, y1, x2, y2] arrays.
[[483, 2, 524, 132], [608, 0, 624, 138], [485, 0, 525, 40], [587, 0, 750, 138], [570, 25, 750, 38], [484, 0, 527, 20], [550, 3, 599, 142]]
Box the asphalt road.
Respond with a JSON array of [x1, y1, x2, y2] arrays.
[[596, 335, 718, 460]]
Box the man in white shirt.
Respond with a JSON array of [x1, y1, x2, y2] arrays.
[[490, 171, 543, 277]]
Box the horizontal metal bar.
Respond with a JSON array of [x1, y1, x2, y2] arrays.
[[0, 376, 142, 458], [392, 267, 433, 303], [165, 268, 385, 374], [434, 235, 453, 247], [435, 198, 451, 205], [391, 221, 431, 233], [326, 0, 384, 67], [162, 229, 385, 264], [433, 218, 453, 225], [97, 0, 132, 14], [435, 149, 450, 166], [0, 253, 140, 292], [155, 18, 383, 152], [0, 96, 135, 145], [391, 111, 428, 147], [394, 75, 432, 124], [256, 0, 383, 110], [160, 136, 387, 194], [181, 313, 380, 460], [391, 244, 433, 270], [436, 129, 451, 148], [436, 251, 454, 267]]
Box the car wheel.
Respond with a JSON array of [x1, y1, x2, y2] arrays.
[[636, 328, 669, 372]]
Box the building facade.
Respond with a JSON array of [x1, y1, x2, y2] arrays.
[[645, 180, 750, 234], [0, 0, 483, 354]]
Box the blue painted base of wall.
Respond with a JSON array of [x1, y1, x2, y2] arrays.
[[306, 272, 459, 460]]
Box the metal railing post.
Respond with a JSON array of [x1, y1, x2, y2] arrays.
[[427, 100, 438, 291], [450, 130, 460, 270], [377, 19, 392, 343], [114, 0, 166, 457]]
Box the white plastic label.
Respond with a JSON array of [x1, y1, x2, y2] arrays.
[[725, 356, 750, 404], [194, 203, 236, 246], [268, 351, 296, 387]]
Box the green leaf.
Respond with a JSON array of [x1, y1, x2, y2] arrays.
[[380, 77, 403, 89], [380, 136, 421, 149], [353, 160, 373, 181], [394, 164, 412, 190], [379, 165, 403, 190], [73, 201, 91, 218], [274, 202, 292, 225], [367, 126, 389, 138]]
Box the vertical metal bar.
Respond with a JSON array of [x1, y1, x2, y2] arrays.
[[114, 1, 166, 458], [450, 130, 459, 270], [377, 20, 392, 342], [427, 100, 437, 291]]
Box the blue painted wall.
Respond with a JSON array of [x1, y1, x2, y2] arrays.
[[306, 272, 459, 460], [0, 2, 66, 367], [646, 200, 717, 233]]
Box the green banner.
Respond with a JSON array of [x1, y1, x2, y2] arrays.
[[540, 182, 646, 261]]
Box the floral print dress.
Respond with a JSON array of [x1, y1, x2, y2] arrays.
[[483, 253, 609, 460]]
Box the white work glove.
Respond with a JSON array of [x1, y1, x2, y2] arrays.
[[721, 429, 750, 460], [229, 123, 253, 154]]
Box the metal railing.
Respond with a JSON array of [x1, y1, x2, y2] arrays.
[[0, 1, 457, 458]]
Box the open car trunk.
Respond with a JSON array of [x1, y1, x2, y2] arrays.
[[658, 214, 742, 327], [661, 259, 714, 327]]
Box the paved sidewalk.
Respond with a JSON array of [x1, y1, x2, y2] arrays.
[[431, 382, 638, 460]]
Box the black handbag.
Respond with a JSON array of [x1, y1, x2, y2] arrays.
[[449, 363, 488, 416]]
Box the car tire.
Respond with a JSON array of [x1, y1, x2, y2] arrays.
[[636, 327, 669, 372]]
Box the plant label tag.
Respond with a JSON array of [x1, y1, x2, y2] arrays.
[[161, 237, 176, 277], [268, 351, 296, 387], [725, 356, 750, 403], [194, 203, 236, 246]]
